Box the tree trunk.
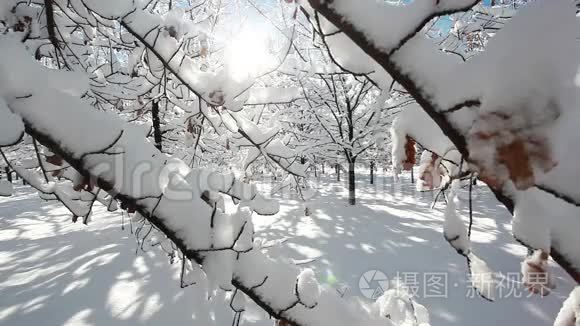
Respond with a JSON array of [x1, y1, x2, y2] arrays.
[[370, 161, 374, 185], [5, 167, 11, 182], [322, 162, 325, 174], [348, 161, 356, 205], [336, 163, 340, 182], [410, 166, 414, 183], [151, 100, 163, 151]]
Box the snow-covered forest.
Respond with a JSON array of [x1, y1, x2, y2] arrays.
[[1, 0, 580, 325]]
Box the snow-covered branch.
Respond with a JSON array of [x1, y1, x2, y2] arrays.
[[306, 0, 580, 283], [0, 37, 403, 326]]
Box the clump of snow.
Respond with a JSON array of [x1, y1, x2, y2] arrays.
[[554, 286, 580, 326], [188, 169, 279, 216], [372, 278, 430, 326], [513, 190, 551, 253], [467, 0, 576, 190], [231, 207, 254, 253], [391, 105, 456, 176], [416, 151, 443, 191], [443, 182, 470, 256], [521, 249, 556, 297], [83, 0, 134, 18], [181, 260, 204, 288], [296, 268, 320, 308], [0, 180, 13, 197], [248, 193, 279, 216], [0, 41, 122, 158], [0, 98, 24, 146], [203, 250, 235, 295], [468, 253, 496, 302]]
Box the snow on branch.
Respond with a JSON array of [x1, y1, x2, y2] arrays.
[[554, 286, 580, 326], [305, 0, 472, 158], [12, 0, 308, 180], [390, 104, 458, 175], [307, 0, 580, 283], [308, 0, 479, 56], [0, 37, 404, 326]]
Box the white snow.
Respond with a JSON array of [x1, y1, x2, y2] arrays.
[[0, 180, 13, 197], [416, 151, 443, 191], [296, 268, 321, 308], [513, 190, 551, 253], [1, 0, 579, 325], [554, 287, 580, 326], [391, 105, 456, 168], [466, 0, 577, 191], [468, 253, 496, 302], [521, 249, 557, 297], [0, 174, 575, 326], [443, 186, 470, 256], [83, 0, 134, 18], [328, 0, 476, 54], [0, 97, 24, 147], [513, 188, 580, 275], [373, 279, 430, 326]]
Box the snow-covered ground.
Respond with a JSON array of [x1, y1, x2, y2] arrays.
[[0, 171, 574, 326]]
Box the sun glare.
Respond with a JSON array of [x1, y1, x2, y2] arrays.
[[224, 29, 275, 82]]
